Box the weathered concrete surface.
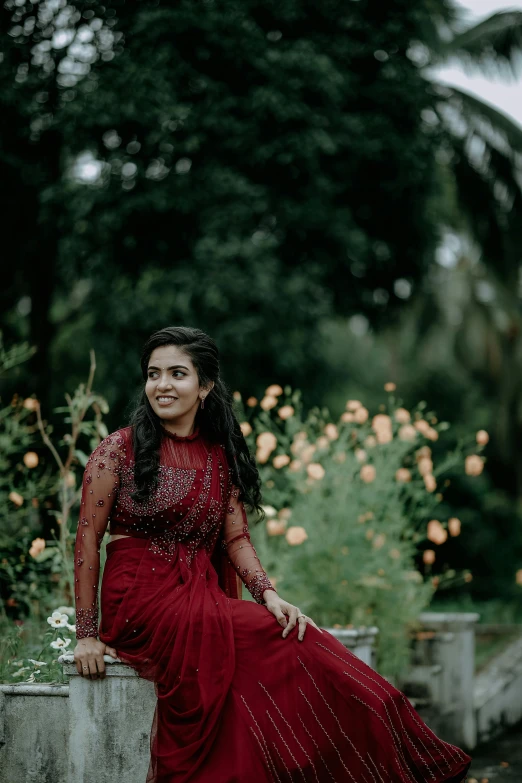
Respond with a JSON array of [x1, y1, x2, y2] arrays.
[[400, 611, 480, 750], [474, 634, 522, 745], [0, 627, 378, 783], [65, 662, 157, 783], [0, 684, 69, 783]]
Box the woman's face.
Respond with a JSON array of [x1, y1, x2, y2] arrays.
[[145, 345, 212, 428]]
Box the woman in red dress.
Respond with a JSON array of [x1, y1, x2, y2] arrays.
[[73, 326, 471, 783]]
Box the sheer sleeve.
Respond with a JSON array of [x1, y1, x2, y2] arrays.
[[223, 484, 277, 604], [74, 431, 126, 640]]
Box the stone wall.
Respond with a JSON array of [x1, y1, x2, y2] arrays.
[[0, 626, 378, 783]]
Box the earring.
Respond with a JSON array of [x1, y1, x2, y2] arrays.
[[200, 396, 205, 409]]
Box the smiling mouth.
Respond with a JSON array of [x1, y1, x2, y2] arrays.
[[156, 396, 178, 403]]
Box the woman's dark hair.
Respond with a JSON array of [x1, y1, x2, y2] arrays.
[[128, 326, 263, 516]]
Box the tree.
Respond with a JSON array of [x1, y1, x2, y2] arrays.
[[1, 0, 444, 413]]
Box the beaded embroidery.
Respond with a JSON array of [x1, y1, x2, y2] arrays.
[[74, 426, 277, 640]]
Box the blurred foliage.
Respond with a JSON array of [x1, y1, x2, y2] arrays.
[[0, 342, 113, 682], [1, 0, 448, 410]]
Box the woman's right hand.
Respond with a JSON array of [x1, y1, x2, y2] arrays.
[[74, 637, 119, 679]]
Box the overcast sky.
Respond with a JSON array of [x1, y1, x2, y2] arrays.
[[434, 0, 522, 127]]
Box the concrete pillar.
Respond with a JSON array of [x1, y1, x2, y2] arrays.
[[415, 612, 479, 749], [63, 659, 156, 783]]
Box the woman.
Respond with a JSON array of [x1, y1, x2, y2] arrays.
[[73, 325, 471, 783]]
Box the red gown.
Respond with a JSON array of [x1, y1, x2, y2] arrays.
[[74, 424, 472, 783]]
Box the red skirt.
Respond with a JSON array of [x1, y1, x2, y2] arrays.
[[100, 536, 472, 783]]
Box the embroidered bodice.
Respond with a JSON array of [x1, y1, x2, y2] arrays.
[[74, 425, 276, 639]]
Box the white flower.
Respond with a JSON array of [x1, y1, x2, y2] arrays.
[[47, 611, 69, 628], [261, 505, 277, 518], [28, 659, 47, 666], [50, 637, 71, 650], [56, 605, 75, 617], [26, 672, 40, 682], [66, 623, 76, 633], [13, 667, 29, 677]]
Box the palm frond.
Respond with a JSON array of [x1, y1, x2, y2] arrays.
[[434, 10, 522, 78], [434, 83, 522, 155]]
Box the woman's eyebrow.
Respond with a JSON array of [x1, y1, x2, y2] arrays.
[[147, 364, 190, 371]]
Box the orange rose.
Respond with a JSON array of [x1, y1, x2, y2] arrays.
[[278, 405, 295, 420], [476, 430, 489, 446], [307, 463, 325, 480], [265, 384, 283, 397], [423, 474, 437, 493], [395, 468, 412, 483], [324, 423, 339, 440], [346, 400, 362, 411], [417, 457, 433, 477], [423, 549, 435, 565], [398, 424, 417, 442], [285, 526, 308, 546], [256, 432, 277, 451], [23, 452, 39, 469], [448, 517, 461, 536], [9, 491, 24, 507], [427, 520, 447, 545], [465, 455, 484, 477], [354, 407, 369, 424], [360, 465, 376, 483], [260, 395, 278, 411], [267, 519, 287, 536], [372, 414, 392, 432], [384, 382, 396, 392], [375, 429, 393, 444], [394, 408, 411, 424], [240, 422, 252, 436], [29, 537, 46, 558], [273, 454, 291, 469]]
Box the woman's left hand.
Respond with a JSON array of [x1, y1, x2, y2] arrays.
[[263, 591, 323, 641]]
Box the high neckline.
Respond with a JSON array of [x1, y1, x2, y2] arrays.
[[161, 424, 200, 442]]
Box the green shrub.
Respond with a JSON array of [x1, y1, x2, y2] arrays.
[[239, 384, 480, 677]]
